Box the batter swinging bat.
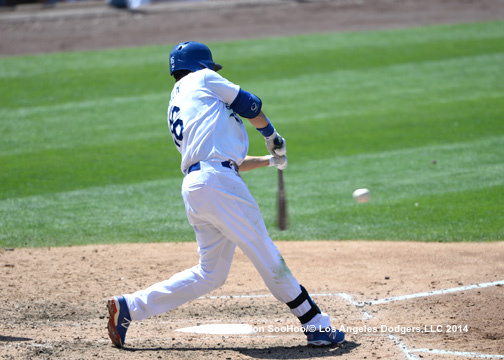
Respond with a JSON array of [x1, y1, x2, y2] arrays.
[[274, 137, 288, 231]]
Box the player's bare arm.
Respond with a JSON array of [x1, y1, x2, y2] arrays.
[[239, 155, 269, 172], [247, 110, 269, 129], [246, 110, 287, 158], [239, 155, 287, 172]]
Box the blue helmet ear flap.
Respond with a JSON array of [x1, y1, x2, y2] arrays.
[[170, 42, 222, 75], [208, 61, 223, 72]]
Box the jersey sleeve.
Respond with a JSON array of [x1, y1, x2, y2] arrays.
[[203, 70, 241, 105]]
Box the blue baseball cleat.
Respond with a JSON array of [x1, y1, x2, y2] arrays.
[[107, 295, 131, 348], [306, 327, 345, 347]]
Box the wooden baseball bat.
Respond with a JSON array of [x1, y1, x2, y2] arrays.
[[273, 137, 288, 231], [277, 168, 288, 230]]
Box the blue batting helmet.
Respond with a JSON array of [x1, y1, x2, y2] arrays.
[[169, 41, 223, 76]]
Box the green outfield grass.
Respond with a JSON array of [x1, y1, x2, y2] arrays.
[[1, 21, 503, 247]]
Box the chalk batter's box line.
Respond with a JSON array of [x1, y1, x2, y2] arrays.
[[201, 279, 504, 306], [361, 279, 504, 306], [388, 335, 504, 360]]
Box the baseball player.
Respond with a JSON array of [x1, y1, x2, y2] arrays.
[[107, 41, 345, 348]]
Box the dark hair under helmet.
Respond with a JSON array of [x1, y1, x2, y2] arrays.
[[169, 41, 223, 76]]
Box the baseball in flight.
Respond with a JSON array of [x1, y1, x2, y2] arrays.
[[352, 188, 371, 203]]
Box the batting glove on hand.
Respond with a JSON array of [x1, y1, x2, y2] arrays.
[[267, 155, 287, 170], [265, 132, 287, 157]]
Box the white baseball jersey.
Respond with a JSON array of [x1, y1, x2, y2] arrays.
[[167, 69, 249, 174]]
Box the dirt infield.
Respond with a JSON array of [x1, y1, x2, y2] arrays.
[[1, 241, 503, 359], [1, 0, 504, 56]]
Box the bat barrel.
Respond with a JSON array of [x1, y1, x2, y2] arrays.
[[277, 169, 288, 231]]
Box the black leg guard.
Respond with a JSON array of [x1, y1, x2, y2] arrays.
[[286, 285, 321, 325]]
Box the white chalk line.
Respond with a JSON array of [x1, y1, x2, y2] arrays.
[[389, 335, 504, 359], [202, 291, 377, 319], [203, 292, 356, 302], [410, 348, 504, 359], [201, 279, 504, 307], [388, 335, 420, 360], [362, 279, 504, 306]]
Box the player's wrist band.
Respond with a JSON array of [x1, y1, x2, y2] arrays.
[[257, 122, 275, 137]]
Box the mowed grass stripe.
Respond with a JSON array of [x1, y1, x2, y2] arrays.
[[1, 136, 502, 246], [2, 52, 502, 158], [261, 53, 504, 108], [0, 177, 188, 247], [2, 52, 502, 160], [0, 97, 169, 157], [292, 186, 504, 242]]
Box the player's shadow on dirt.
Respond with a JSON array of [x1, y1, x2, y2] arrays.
[[238, 341, 360, 359], [0, 335, 32, 342], [125, 341, 360, 359]]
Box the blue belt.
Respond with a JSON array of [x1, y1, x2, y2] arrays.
[[187, 161, 234, 174]]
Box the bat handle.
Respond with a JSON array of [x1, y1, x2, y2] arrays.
[[273, 136, 283, 149]]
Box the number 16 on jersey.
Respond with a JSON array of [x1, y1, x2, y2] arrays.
[[169, 105, 184, 147]]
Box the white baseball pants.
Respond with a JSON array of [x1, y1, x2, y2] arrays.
[[124, 161, 330, 329]]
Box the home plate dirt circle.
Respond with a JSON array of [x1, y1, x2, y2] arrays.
[[175, 323, 256, 335]]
